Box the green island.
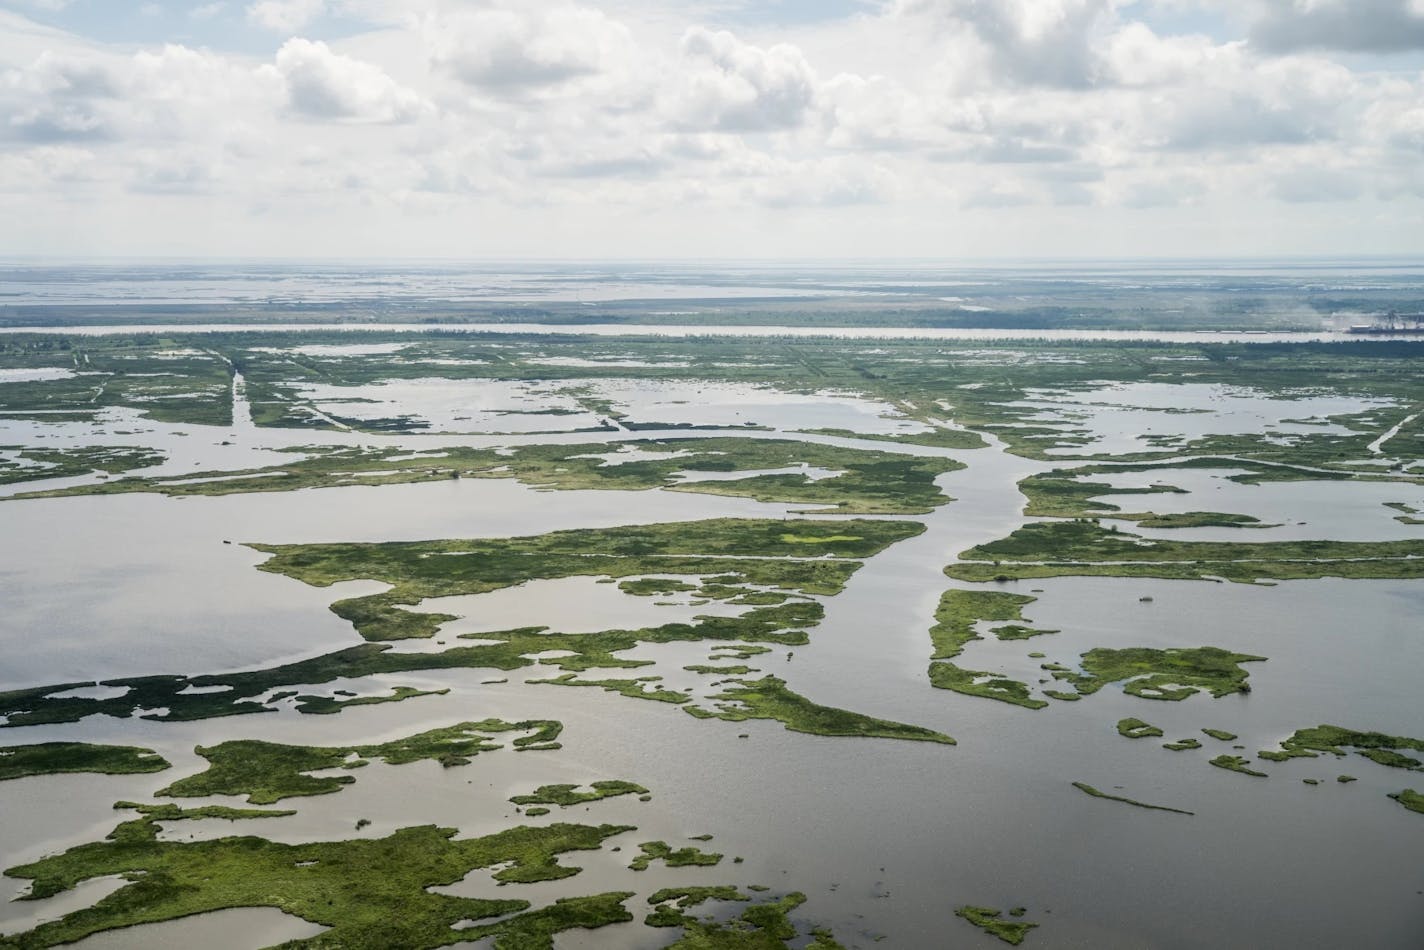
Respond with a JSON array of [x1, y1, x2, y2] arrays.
[[1210, 755, 1269, 778], [251, 517, 920, 642], [645, 886, 749, 926], [654, 890, 844, 948], [0, 445, 165, 486], [1163, 739, 1203, 751], [291, 685, 449, 715], [1257, 725, 1424, 769], [926, 589, 1052, 709], [1071, 781, 1194, 816], [954, 905, 1039, 946], [1117, 718, 1164, 739], [510, 781, 649, 808], [1388, 789, 1424, 815], [1202, 728, 1239, 742], [946, 520, 1424, 584], [0, 742, 170, 781], [1, 813, 634, 949], [113, 800, 297, 822], [1051, 646, 1262, 700], [158, 721, 561, 804], [531, 673, 693, 704], [13, 436, 963, 515], [684, 675, 955, 744], [629, 840, 723, 871]]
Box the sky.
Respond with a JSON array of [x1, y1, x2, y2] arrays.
[[1, 0, 1423, 260]]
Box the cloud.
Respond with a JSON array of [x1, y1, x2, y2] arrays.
[[247, 0, 325, 33], [668, 27, 818, 132], [1249, 0, 1424, 54], [265, 38, 428, 123], [896, 0, 1117, 87], [430, 5, 634, 95]]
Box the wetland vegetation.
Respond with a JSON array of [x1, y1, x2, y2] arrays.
[[4, 327, 1424, 948], [0, 743, 169, 781]]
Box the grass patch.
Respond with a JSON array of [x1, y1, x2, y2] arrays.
[[1046, 646, 1263, 701], [0, 743, 170, 781], [1209, 755, 1268, 778], [159, 720, 561, 804], [954, 905, 1039, 946], [948, 520, 1424, 584], [1071, 782, 1193, 816], [1388, 789, 1424, 815], [1117, 718, 1163, 739], [685, 675, 954, 744], [3, 815, 634, 949], [629, 840, 723, 871], [510, 781, 649, 808]]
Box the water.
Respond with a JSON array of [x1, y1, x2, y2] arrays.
[[1, 361, 1421, 948]]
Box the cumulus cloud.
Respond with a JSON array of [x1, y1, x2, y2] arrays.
[[430, 5, 634, 95], [264, 38, 428, 123], [897, 0, 1117, 87], [1250, 0, 1424, 54], [668, 28, 819, 132]]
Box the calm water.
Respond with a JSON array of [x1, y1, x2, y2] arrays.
[[1, 366, 1421, 949]]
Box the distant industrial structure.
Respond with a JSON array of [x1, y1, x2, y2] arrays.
[[1348, 309, 1424, 333]]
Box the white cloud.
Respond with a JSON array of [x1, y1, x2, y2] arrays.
[[264, 38, 429, 123], [896, 0, 1118, 87], [668, 27, 819, 132], [247, 0, 325, 33], [429, 4, 635, 95]]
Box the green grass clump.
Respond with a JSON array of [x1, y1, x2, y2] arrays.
[[1047, 646, 1263, 701], [1117, 718, 1164, 739], [1202, 728, 1238, 742], [1388, 789, 1424, 815], [0, 743, 170, 781], [928, 589, 1041, 660], [3, 815, 633, 949], [948, 520, 1424, 584], [530, 674, 691, 704], [21, 436, 962, 515], [1258, 725, 1424, 769], [113, 801, 295, 822], [511, 781, 648, 808], [0, 445, 165, 486], [159, 720, 560, 804], [686, 675, 955, 744], [954, 905, 1039, 945], [1163, 739, 1202, 751], [928, 664, 1046, 710], [645, 886, 750, 927], [291, 685, 448, 715], [1210, 755, 1268, 778], [629, 840, 723, 871], [656, 891, 844, 948], [251, 517, 917, 642], [1071, 782, 1193, 816]]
